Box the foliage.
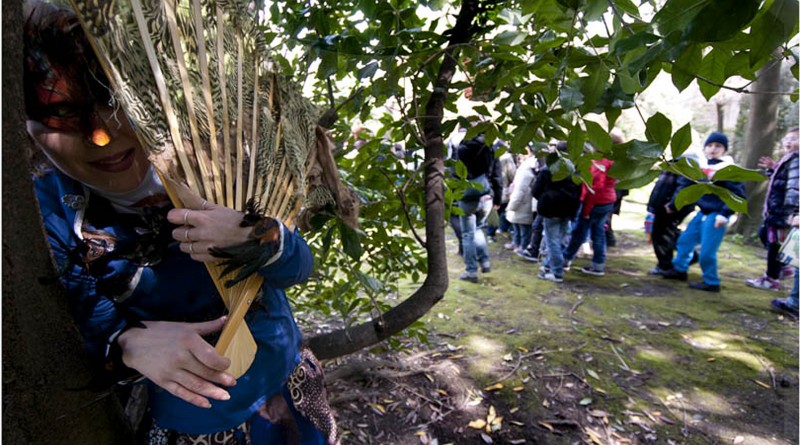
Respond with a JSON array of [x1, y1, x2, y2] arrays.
[[261, 0, 798, 330]]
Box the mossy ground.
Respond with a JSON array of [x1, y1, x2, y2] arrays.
[[328, 193, 799, 445]]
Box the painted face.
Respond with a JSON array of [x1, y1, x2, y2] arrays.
[[26, 66, 150, 193], [782, 131, 799, 154], [703, 142, 726, 160]]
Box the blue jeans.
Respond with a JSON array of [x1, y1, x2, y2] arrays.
[[790, 268, 799, 309], [673, 212, 727, 285], [459, 199, 490, 276], [512, 223, 531, 249], [563, 203, 614, 270], [543, 217, 570, 277]]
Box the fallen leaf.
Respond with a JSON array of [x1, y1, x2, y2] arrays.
[[484, 383, 504, 392], [513, 386, 524, 392], [425, 373, 434, 383], [448, 354, 465, 359], [491, 416, 503, 425], [437, 389, 448, 396], [706, 357, 716, 362], [539, 422, 554, 432], [517, 346, 529, 353], [657, 321, 671, 327], [594, 387, 607, 395], [503, 353, 514, 361], [510, 407, 519, 414], [487, 406, 497, 424], [587, 369, 600, 380], [414, 431, 427, 436], [589, 410, 608, 417], [368, 403, 386, 415], [542, 399, 550, 408], [579, 398, 593, 406], [468, 419, 487, 429], [733, 436, 744, 444], [510, 420, 525, 427], [480, 432, 493, 443], [753, 379, 771, 389], [509, 440, 526, 444]]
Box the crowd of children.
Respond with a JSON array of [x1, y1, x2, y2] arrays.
[[449, 127, 800, 318]]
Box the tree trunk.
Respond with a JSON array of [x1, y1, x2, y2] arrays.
[[306, 0, 482, 359], [2, 2, 132, 443], [716, 102, 724, 132], [730, 59, 783, 237]]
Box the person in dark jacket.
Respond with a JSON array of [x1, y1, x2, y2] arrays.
[[746, 127, 799, 291], [662, 132, 746, 292], [646, 161, 696, 275], [530, 142, 582, 282], [455, 133, 503, 282]]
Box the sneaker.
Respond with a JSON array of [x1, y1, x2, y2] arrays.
[[688, 281, 720, 292], [564, 260, 572, 271], [504, 242, 517, 250], [662, 268, 688, 281], [537, 271, 563, 283], [745, 276, 781, 292], [487, 236, 496, 244], [480, 262, 491, 273], [539, 264, 551, 274], [771, 298, 799, 318], [580, 266, 605, 276], [648, 266, 665, 276], [517, 249, 539, 263], [780, 266, 795, 280], [458, 272, 479, 283]]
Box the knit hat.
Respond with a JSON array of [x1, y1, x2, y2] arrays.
[[704, 132, 728, 151]]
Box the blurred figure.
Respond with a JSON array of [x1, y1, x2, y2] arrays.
[[505, 148, 537, 257], [531, 142, 582, 283], [746, 127, 799, 291]]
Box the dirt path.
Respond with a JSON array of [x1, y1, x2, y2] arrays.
[[314, 206, 798, 445]]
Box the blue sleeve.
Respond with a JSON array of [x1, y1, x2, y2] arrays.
[[256, 224, 313, 290], [43, 212, 126, 360], [720, 180, 747, 218]]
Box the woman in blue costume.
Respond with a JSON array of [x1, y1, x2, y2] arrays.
[[23, 2, 337, 443]]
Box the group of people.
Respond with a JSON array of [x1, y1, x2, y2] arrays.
[[450, 125, 800, 317]]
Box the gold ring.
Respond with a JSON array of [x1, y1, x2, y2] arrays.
[[184, 227, 191, 242], [184, 209, 190, 225], [188, 242, 194, 255]]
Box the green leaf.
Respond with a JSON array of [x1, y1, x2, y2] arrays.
[[708, 184, 748, 214], [627, 140, 664, 160], [749, 0, 800, 65], [606, 108, 621, 129], [653, 0, 711, 36], [671, 123, 693, 158], [357, 61, 379, 79], [710, 165, 767, 182], [615, 169, 661, 190], [613, 0, 641, 17], [339, 220, 362, 261], [579, 397, 593, 406], [559, 83, 585, 111], [464, 122, 491, 141], [455, 160, 468, 180], [567, 128, 586, 159], [584, 120, 612, 153], [697, 48, 732, 100], [355, 270, 384, 293], [496, 30, 528, 46], [685, 0, 760, 42], [645, 112, 672, 147], [585, 0, 608, 20], [617, 71, 642, 95], [671, 157, 707, 181], [674, 183, 709, 210], [581, 64, 609, 112], [671, 43, 702, 92], [549, 153, 576, 182], [613, 33, 660, 56], [511, 124, 539, 151]]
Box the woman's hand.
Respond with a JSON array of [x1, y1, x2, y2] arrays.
[[165, 180, 252, 262], [117, 316, 236, 408]]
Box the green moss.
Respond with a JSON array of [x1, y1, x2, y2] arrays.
[[422, 206, 798, 443]]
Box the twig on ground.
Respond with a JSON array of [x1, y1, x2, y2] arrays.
[[610, 343, 631, 371], [569, 297, 584, 318]]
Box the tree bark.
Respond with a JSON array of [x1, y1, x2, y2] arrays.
[[2, 2, 132, 443], [306, 0, 482, 359], [731, 59, 783, 237]]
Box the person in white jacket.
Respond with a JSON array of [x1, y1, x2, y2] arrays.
[[505, 152, 538, 256]]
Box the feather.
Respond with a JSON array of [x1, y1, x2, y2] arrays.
[[68, 0, 335, 378]]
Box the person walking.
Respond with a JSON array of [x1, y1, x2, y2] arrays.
[[662, 132, 746, 292]]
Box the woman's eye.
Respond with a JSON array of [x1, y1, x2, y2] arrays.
[[39, 104, 85, 131], [46, 104, 81, 119]]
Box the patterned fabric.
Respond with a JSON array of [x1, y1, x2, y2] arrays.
[[144, 348, 337, 445], [287, 348, 339, 445]]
